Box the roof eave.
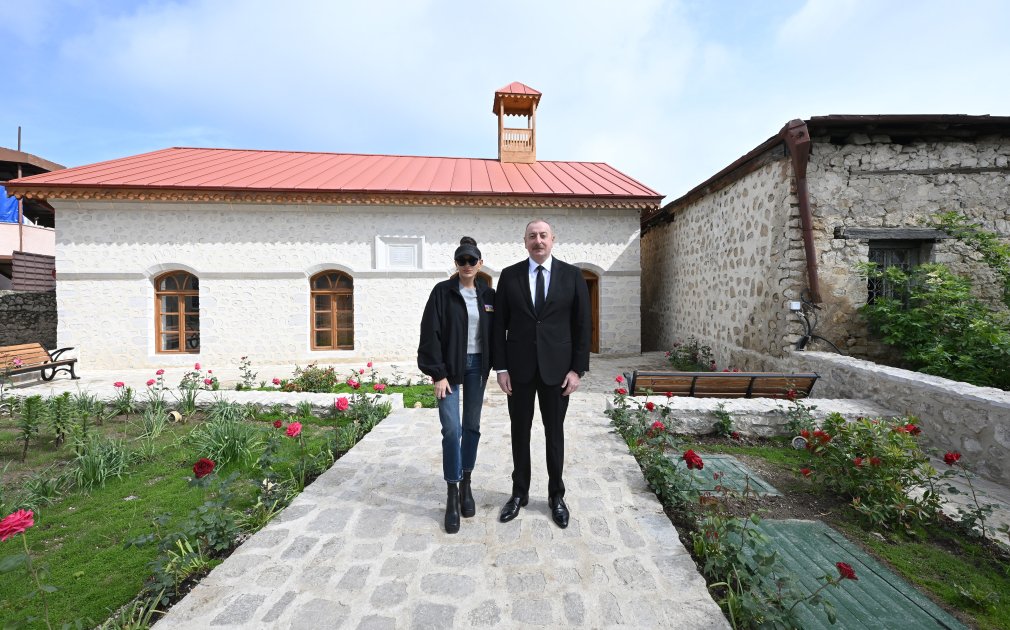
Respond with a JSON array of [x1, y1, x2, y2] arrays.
[[7, 184, 661, 210]]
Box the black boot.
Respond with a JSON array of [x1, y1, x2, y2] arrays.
[[460, 471, 475, 518], [444, 482, 460, 534]]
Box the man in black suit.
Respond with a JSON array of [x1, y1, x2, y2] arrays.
[[493, 219, 591, 528]]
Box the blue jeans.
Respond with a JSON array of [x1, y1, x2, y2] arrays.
[[439, 353, 485, 482]]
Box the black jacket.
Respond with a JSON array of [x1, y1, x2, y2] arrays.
[[417, 276, 495, 383], [492, 258, 591, 386]]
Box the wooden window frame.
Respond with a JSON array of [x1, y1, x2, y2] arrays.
[[311, 271, 354, 350], [154, 271, 199, 354]]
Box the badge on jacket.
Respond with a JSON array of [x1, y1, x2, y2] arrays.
[[484, 304, 494, 312]]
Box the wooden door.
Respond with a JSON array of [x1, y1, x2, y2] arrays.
[[581, 269, 600, 353]]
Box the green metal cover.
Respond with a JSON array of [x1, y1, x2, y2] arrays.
[[668, 453, 781, 496], [757, 519, 966, 629]]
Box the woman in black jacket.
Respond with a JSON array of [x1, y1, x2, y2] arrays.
[[417, 237, 495, 534]]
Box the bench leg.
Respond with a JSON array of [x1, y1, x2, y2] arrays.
[[42, 366, 55, 381]]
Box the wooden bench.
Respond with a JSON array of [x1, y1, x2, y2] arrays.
[[623, 370, 818, 399], [1, 343, 80, 382]]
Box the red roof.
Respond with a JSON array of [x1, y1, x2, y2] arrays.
[[496, 81, 541, 97], [493, 81, 543, 115], [8, 147, 661, 200]]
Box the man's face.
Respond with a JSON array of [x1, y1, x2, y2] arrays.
[[524, 221, 555, 264]]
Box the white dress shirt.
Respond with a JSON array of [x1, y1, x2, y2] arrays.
[[528, 256, 553, 305]]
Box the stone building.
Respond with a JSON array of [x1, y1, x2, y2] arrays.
[[4, 83, 661, 369], [641, 115, 1010, 368]]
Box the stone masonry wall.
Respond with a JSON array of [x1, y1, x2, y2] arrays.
[[0, 290, 57, 349], [806, 137, 1010, 357], [641, 159, 805, 364], [54, 201, 642, 369], [768, 350, 1010, 486]]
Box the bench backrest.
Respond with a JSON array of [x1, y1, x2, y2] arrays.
[[627, 371, 818, 399], [1, 343, 51, 369]]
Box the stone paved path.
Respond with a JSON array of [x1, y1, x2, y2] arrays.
[[152, 356, 729, 628]]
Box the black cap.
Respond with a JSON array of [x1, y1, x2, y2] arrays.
[[454, 243, 481, 260]]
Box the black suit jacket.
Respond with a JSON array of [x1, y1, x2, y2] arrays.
[[492, 257, 591, 386]]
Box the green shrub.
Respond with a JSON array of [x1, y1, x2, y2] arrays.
[[186, 418, 262, 469], [291, 363, 340, 392], [665, 336, 715, 371], [17, 394, 45, 460], [74, 436, 132, 491], [802, 414, 941, 529]]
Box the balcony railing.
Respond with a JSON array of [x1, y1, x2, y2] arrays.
[[0, 223, 55, 257], [501, 127, 533, 151]]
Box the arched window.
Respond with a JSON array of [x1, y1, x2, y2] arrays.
[[311, 271, 354, 350], [155, 271, 199, 353]]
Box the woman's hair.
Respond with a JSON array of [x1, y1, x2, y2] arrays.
[[454, 236, 481, 261]]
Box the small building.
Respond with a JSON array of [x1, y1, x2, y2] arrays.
[[1, 146, 62, 291], [5, 83, 661, 369], [641, 115, 1010, 367]]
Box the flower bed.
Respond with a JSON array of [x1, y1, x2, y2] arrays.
[[0, 383, 391, 628], [608, 378, 1010, 629]]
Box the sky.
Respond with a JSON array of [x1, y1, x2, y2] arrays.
[[3, 0, 1010, 201]]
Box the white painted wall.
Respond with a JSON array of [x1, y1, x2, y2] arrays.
[[54, 201, 642, 368]]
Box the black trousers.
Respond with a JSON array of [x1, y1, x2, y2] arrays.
[[507, 369, 568, 499]]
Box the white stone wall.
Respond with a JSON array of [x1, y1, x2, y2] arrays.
[[771, 351, 1010, 485], [54, 202, 641, 369], [640, 159, 803, 365], [807, 137, 1010, 356]]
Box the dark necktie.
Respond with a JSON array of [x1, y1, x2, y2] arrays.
[[535, 265, 545, 314]]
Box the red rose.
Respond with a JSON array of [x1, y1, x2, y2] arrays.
[[367, 361, 373, 368], [943, 451, 961, 466], [273, 420, 283, 428], [801, 468, 812, 477], [683, 449, 704, 470], [785, 389, 798, 401], [0, 509, 34, 541], [204, 378, 213, 386], [614, 388, 627, 395], [836, 562, 857, 580], [665, 391, 673, 398], [870, 457, 881, 467], [853, 457, 863, 467], [373, 383, 386, 392], [359, 369, 365, 375], [272, 377, 281, 385], [645, 402, 655, 411], [156, 369, 165, 375], [650, 420, 666, 433], [335, 397, 349, 411], [286, 422, 302, 438], [731, 431, 741, 440], [146, 379, 156, 386], [194, 363, 201, 370], [113, 381, 125, 388], [615, 375, 624, 384], [193, 458, 216, 479], [905, 424, 921, 436], [800, 429, 810, 439]]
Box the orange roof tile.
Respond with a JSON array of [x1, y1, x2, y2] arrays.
[[7, 147, 661, 202]]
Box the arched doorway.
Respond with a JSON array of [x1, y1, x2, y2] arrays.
[[581, 269, 600, 353]]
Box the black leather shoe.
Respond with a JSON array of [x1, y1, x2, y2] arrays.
[[549, 496, 569, 529], [460, 471, 475, 518], [445, 482, 460, 534], [498, 495, 528, 523]]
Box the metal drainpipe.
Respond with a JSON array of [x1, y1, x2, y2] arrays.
[[779, 119, 822, 303]]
